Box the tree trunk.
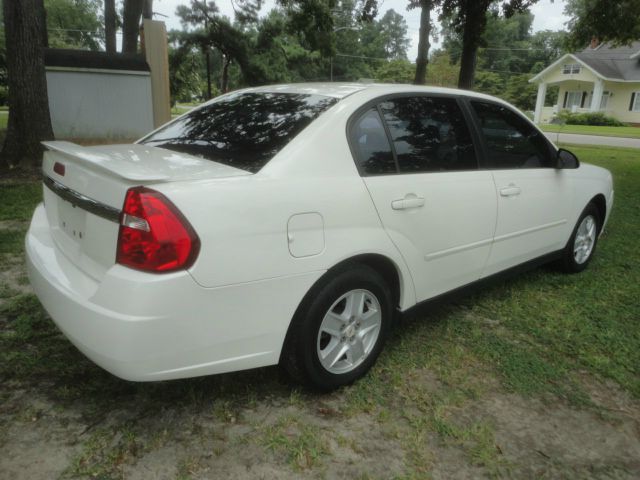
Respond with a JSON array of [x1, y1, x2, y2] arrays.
[[104, 0, 116, 54], [457, 0, 490, 90], [143, 0, 153, 19], [221, 54, 231, 93], [414, 0, 432, 85], [1, 0, 54, 170], [122, 0, 144, 54]]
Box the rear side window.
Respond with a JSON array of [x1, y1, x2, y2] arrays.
[[470, 101, 554, 169], [379, 96, 478, 173], [351, 108, 396, 175], [141, 92, 338, 173]]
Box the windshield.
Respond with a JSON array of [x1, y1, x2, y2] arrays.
[[141, 92, 339, 173]]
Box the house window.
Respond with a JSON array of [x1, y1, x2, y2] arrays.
[[600, 91, 611, 110], [564, 91, 584, 109], [562, 63, 581, 74], [632, 92, 640, 112]]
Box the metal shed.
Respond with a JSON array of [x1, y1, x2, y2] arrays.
[[44, 49, 154, 141]]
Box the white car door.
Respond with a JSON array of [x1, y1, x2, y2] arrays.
[[351, 96, 497, 302], [467, 100, 573, 277]]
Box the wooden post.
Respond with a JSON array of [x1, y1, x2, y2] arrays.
[[141, 20, 171, 128]]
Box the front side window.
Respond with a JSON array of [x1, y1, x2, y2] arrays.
[[141, 92, 338, 173], [471, 101, 555, 169], [378, 96, 477, 173]]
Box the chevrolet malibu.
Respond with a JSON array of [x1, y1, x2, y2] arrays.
[[26, 83, 614, 390]]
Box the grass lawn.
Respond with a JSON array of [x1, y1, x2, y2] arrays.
[[1, 144, 639, 478], [170, 104, 196, 116], [541, 123, 640, 139], [0, 110, 8, 130]]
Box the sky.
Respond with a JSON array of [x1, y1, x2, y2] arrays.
[[151, 0, 569, 61]]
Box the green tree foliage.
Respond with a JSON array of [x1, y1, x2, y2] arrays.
[[45, 0, 103, 50], [250, 9, 326, 83], [276, 0, 337, 57], [168, 32, 206, 104], [329, 3, 410, 81], [564, 0, 640, 48], [377, 9, 410, 60], [425, 52, 459, 86], [374, 59, 414, 82], [440, 7, 567, 110], [503, 73, 537, 110], [245, 1, 410, 84], [439, 0, 541, 89], [176, 0, 256, 93]]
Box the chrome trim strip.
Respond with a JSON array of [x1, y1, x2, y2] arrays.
[[424, 219, 568, 261], [493, 219, 567, 243], [424, 237, 493, 261], [43, 176, 121, 223]]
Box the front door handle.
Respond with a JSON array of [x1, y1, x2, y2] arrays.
[[500, 185, 522, 197], [391, 195, 425, 210]]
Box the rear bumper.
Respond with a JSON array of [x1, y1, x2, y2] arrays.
[[26, 204, 323, 381]]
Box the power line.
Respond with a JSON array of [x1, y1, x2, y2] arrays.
[[335, 53, 389, 61], [479, 47, 552, 52], [46, 28, 108, 34]]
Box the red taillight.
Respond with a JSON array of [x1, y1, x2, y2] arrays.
[[116, 187, 200, 273]]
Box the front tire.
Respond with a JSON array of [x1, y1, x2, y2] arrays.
[[559, 203, 601, 273], [281, 264, 393, 391]]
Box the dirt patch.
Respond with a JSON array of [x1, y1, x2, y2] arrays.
[[457, 393, 640, 478], [0, 234, 31, 308], [1, 362, 639, 479], [0, 391, 85, 480], [1, 262, 639, 478]]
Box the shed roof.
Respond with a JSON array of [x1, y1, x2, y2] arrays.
[[44, 49, 150, 72]]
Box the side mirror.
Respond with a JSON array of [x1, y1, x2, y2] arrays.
[[556, 148, 580, 169]]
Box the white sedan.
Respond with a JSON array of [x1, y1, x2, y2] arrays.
[[26, 83, 614, 390]]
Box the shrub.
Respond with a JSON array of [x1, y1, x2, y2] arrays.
[[555, 111, 627, 127]]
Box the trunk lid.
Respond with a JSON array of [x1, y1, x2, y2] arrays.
[[41, 141, 250, 281]]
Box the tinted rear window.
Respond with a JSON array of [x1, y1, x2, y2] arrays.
[[141, 92, 339, 173]]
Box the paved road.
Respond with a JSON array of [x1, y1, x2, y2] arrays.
[[544, 132, 640, 149]]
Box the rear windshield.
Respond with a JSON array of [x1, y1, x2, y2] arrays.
[[141, 92, 338, 173]]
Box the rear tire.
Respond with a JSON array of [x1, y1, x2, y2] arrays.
[[559, 203, 601, 273], [281, 264, 392, 391]]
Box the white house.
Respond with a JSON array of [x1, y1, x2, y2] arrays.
[[530, 41, 640, 125]]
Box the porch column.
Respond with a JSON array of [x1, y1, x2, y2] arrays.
[[533, 82, 547, 124], [590, 78, 604, 111]]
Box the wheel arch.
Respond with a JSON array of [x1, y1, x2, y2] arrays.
[[278, 253, 407, 365], [334, 254, 403, 310]]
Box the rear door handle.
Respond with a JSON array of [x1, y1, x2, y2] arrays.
[[500, 186, 521, 197], [391, 195, 425, 210]]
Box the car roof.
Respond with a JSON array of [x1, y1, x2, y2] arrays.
[[240, 82, 508, 103]]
